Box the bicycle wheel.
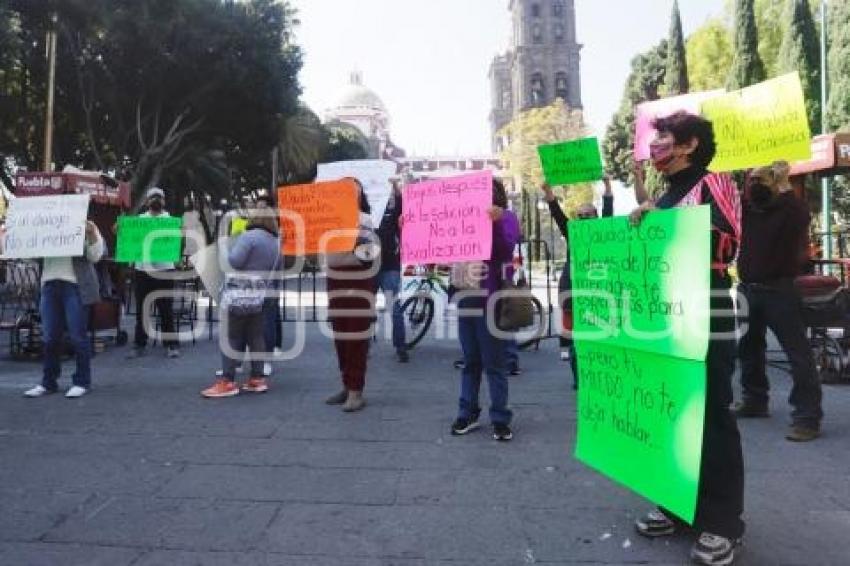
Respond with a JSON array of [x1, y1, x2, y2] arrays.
[[811, 331, 844, 384], [401, 295, 435, 349], [517, 296, 546, 351]]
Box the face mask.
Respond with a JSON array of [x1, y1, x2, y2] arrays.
[[750, 184, 774, 206], [650, 142, 678, 174], [149, 200, 163, 212]]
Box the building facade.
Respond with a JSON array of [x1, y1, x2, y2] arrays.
[[489, 0, 583, 151]]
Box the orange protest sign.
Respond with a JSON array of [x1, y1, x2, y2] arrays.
[[277, 179, 360, 255]]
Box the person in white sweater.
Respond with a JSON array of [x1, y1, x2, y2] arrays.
[[25, 219, 104, 398]]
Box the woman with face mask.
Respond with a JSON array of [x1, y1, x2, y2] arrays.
[[733, 161, 822, 441], [630, 111, 745, 566]]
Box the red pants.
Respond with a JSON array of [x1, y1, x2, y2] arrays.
[[327, 268, 376, 392]]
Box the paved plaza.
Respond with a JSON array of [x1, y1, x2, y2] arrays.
[[1, 323, 849, 566]]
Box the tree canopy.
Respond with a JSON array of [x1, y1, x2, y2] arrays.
[[664, 0, 689, 96], [778, 0, 821, 133], [727, 0, 767, 89]]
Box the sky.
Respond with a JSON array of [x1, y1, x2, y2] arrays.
[[293, 0, 724, 157]]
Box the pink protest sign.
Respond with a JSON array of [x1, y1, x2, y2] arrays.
[[401, 171, 493, 265], [634, 90, 724, 160]]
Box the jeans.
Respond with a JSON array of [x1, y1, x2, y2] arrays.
[[738, 282, 823, 428], [456, 296, 512, 425], [376, 270, 406, 352], [40, 280, 91, 390], [506, 339, 519, 371], [263, 292, 282, 353], [221, 312, 265, 381], [133, 270, 176, 348]]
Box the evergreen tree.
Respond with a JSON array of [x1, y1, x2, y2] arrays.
[[778, 0, 821, 133], [827, 0, 850, 133], [664, 0, 689, 96], [727, 0, 767, 89]]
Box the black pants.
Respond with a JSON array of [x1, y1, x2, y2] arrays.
[[133, 271, 176, 348], [665, 280, 745, 540], [738, 282, 823, 428]]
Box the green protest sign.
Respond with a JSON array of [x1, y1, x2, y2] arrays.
[[701, 73, 812, 172], [575, 341, 706, 524], [568, 206, 711, 361], [538, 137, 604, 186], [116, 216, 183, 263]]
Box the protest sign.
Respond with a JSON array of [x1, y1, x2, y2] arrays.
[[575, 341, 706, 523], [538, 137, 604, 186], [317, 160, 397, 227], [190, 242, 223, 303], [2, 195, 90, 259], [400, 171, 493, 265], [116, 216, 184, 264], [634, 90, 724, 161], [568, 206, 711, 361], [278, 179, 359, 255], [701, 73, 812, 172]]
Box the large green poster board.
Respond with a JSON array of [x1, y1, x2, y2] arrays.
[[116, 216, 183, 263], [568, 205, 711, 524], [538, 137, 604, 186]]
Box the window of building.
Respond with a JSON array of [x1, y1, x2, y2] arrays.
[[531, 73, 545, 105], [531, 3, 541, 18], [532, 23, 543, 44], [501, 88, 511, 110], [555, 72, 568, 100], [554, 23, 564, 43], [553, 1, 565, 17]]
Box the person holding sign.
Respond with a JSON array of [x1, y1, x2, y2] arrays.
[[542, 176, 614, 388], [630, 111, 745, 566], [325, 180, 381, 413], [375, 180, 409, 363], [127, 187, 180, 360], [450, 179, 520, 442], [734, 161, 822, 442], [24, 217, 104, 399]]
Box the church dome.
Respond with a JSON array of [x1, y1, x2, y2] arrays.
[[335, 72, 387, 113]]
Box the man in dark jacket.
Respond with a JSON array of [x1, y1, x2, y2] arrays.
[[733, 161, 822, 442], [376, 181, 408, 362]]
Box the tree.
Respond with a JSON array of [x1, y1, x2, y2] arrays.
[[499, 99, 591, 242], [603, 40, 668, 189], [827, 0, 850, 133], [778, 0, 821, 132], [277, 105, 326, 185], [687, 17, 734, 91], [322, 121, 370, 164], [664, 0, 689, 96], [727, 0, 767, 89]]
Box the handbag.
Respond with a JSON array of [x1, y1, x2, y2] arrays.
[[497, 276, 535, 331], [220, 256, 279, 317]]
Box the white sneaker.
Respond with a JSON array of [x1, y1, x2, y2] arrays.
[[263, 362, 273, 376], [65, 386, 89, 398], [167, 348, 181, 359], [24, 385, 54, 398], [560, 350, 571, 362]]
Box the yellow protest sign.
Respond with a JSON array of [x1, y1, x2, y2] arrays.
[[701, 73, 812, 172]]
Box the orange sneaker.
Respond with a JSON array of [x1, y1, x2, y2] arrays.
[[241, 377, 269, 393], [201, 379, 239, 398]]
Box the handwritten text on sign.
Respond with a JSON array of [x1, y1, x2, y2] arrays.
[[702, 73, 812, 172], [538, 137, 604, 186], [568, 206, 711, 361], [2, 195, 90, 259], [278, 179, 360, 255], [575, 341, 706, 524], [401, 171, 493, 264], [115, 216, 184, 264]]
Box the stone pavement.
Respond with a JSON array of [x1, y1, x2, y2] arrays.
[[1, 324, 849, 566]]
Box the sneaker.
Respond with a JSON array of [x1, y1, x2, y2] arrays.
[[786, 425, 821, 442], [397, 350, 410, 363], [635, 509, 676, 538], [24, 385, 56, 398], [509, 366, 522, 376], [262, 362, 273, 377], [493, 423, 513, 442], [453, 359, 466, 370], [690, 532, 740, 566], [560, 350, 571, 362], [325, 390, 348, 405], [731, 401, 769, 418], [166, 347, 181, 359], [126, 347, 147, 359], [65, 386, 89, 399], [242, 377, 269, 393], [342, 391, 366, 412], [450, 415, 480, 436], [201, 379, 240, 398]]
